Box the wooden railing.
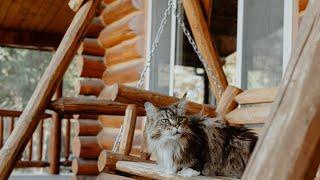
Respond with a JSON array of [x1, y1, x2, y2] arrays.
[[0, 109, 72, 169]]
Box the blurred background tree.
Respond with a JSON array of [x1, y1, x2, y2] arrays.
[[0, 47, 77, 110]]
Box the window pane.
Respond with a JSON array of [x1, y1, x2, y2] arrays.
[[241, 0, 284, 89]]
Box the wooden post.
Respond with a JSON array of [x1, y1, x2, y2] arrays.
[[0, 116, 3, 148], [182, 0, 228, 101], [28, 137, 33, 161], [0, 0, 101, 178], [8, 117, 14, 133], [119, 105, 137, 155], [64, 119, 71, 164], [38, 119, 43, 161], [215, 86, 242, 120], [37, 119, 44, 161], [243, 1, 320, 179], [49, 82, 63, 174]]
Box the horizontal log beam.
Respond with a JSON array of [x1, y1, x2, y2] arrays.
[[72, 158, 99, 175], [100, 84, 216, 117], [0, 29, 62, 50], [15, 161, 49, 168], [98, 150, 153, 172], [98, 115, 123, 128], [75, 119, 103, 136], [104, 37, 145, 66], [78, 38, 105, 56], [48, 97, 146, 116], [235, 87, 278, 105], [97, 128, 142, 151], [77, 55, 105, 78], [86, 17, 104, 38], [98, 12, 144, 48], [0, 109, 51, 118], [73, 136, 102, 159], [75, 78, 105, 96], [102, 59, 144, 85], [225, 105, 271, 125], [100, 0, 144, 25]]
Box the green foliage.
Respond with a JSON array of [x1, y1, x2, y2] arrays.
[[0, 47, 77, 110]]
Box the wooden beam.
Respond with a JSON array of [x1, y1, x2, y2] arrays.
[[49, 97, 146, 116], [0, 1, 101, 178], [0, 109, 50, 118], [0, 29, 62, 51], [98, 150, 153, 172], [100, 0, 144, 25], [104, 37, 145, 66], [119, 105, 137, 155], [75, 78, 105, 96], [78, 38, 105, 56], [86, 17, 105, 38], [235, 87, 278, 105], [225, 105, 271, 125], [102, 59, 144, 85], [49, 82, 63, 174], [97, 128, 142, 151], [69, 0, 86, 12], [98, 115, 123, 128], [15, 161, 49, 168], [100, 84, 216, 117], [215, 85, 242, 120], [72, 158, 99, 175], [98, 12, 144, 48], [77, 55, 106, 78], [201, 0, 213, 26], [75, 119, 103, 136], [116, 161, 226, 180], [72, 136, 102, 159], [243, 1, 320, 179], [182, 0, 228, 101]]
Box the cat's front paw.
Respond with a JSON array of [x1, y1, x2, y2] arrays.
[[178, 168, 200, 177]]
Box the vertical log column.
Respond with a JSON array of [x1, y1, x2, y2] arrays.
[[49, 82, 63, 174]]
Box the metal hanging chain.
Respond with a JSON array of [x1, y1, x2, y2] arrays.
[[112, 0, 174, 152], [174, 1, 223, 97]]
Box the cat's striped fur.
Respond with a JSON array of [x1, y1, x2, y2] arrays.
[[144, 96, 257, 178]]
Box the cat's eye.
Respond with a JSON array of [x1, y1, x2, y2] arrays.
[[177, 116, 186, 122], [160, 119, 170, 124]]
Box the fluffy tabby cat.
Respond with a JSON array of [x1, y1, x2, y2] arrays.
[[144, 96, 257, 178]]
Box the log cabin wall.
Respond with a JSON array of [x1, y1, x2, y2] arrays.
[[72, 0, 146, 177]]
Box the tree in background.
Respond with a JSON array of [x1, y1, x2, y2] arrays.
[[0, 47, 77, 110]]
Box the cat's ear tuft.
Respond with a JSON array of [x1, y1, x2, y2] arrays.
[[144, 102, 158, 117], [177, 92, 188, 110]]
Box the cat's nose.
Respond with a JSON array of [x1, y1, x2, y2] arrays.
[[172, 127, 179, 135]]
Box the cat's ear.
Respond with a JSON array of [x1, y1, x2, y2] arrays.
[[177, 92, 188, 110], [144, 102, 158, 118]]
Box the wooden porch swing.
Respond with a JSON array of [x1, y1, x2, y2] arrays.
[[0, 0, 319, 180]]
